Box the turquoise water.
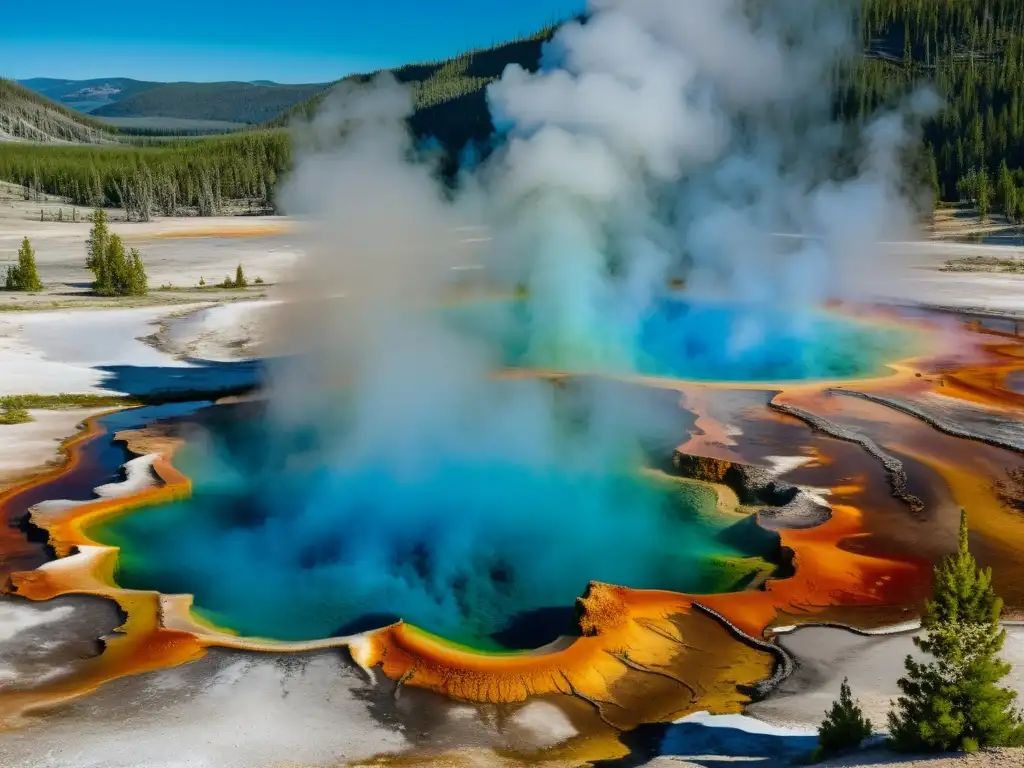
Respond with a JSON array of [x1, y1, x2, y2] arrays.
[[91, 413, 778, 650], [444, 297, 921, 382], [87, 297, 904, 650]]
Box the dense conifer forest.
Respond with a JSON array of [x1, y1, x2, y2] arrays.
[[2, 1, 1023, 219], [0, 129, 289, 218], [858, 0, 1024, 219]]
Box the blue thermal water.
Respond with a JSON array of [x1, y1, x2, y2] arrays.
[[85, 297, 908, 651], [90, 414, 777, 650], [444, 297, 920, 381]]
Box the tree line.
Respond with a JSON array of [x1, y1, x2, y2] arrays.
[[852, 0, 1024, 218], [0, 131, 289, 221], [4, 2, 1024, 218]]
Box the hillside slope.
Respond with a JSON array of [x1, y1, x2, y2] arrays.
[[0, 80, 120, 143], [91, 81, 332, 124], [264, 24, 560, 145], [18, 77, 159, 112]]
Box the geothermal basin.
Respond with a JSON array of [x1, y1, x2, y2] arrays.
[[17, 292, 1018, 751], [447, 297, 925, 382], [51, 297, 927, 653]]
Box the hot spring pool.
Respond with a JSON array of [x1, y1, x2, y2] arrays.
[[445, 297, 923, 382], [86, 297, 913, 651], [89, 415, 779, 651]]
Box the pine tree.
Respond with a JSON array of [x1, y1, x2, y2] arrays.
[[888, 511, 1024, 753], [127, 247, 148, 296], [957, 171, 978, 205], [93, 247, 110, 295], [5, 237, 43, 291], [815, 678, 873, 760], [234, 262, 247, 288], [977, 168, 992, 221], [924, 145, 941, 207], [14, 237, 42, 291], [999, 160, 1017, 220], [104, 234, 130, 297], [86, 209, 109, 273]]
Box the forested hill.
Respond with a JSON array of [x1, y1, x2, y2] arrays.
[[19, 77, 160, 113], [4, 1, 1024, 220], [0, 80, 120, 144], [856, 0, 1024, 218], [91, 81, 332, 124], [269, 0, 1024, 210], [263, 24, 560, 152]]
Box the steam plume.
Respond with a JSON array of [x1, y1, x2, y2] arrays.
[[139, 0, 932, 645]]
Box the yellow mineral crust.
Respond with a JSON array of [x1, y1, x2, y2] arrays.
[[352, 583, 774, 729], [0, 422, 764, 730], [1, 405, 925, 731]]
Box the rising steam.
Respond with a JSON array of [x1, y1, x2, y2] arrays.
[[139, 0, 932, 645]]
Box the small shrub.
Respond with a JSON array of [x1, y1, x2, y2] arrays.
[[198, 277, 206, 287], [254, 276, 264, 285], [0, 406, 32, 425], [813, 678, 872, 761], [4, 237, 44, 292]]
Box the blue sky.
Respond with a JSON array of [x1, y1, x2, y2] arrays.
[[2, 0, 583, 83]]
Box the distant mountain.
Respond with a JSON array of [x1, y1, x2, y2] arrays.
[[18, 77, 158, 112], [0, 80, 120, 143], [10, 18, 566, 142], [90, 81, 331, 124], [17, 78, 331, 125]]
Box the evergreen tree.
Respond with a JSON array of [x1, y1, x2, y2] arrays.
[[86, 209, 109, 273], [127, 247, 148, 296], [977, 168, 992, 221], [957, 170, 979, 205], [5, 237, 44, 291], [924, 145, 941, 209], [86, 213, 147, 297], [14, 237, 43, 291], [999, 160, 1017, 219], [234, 262, 248, 288], [888, 511, 1024, 753], [106, 234, 129, 296], [815, 678, 873, 760]]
